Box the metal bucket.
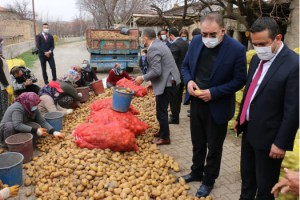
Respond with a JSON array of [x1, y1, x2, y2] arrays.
[[5, 134, 33, 163]]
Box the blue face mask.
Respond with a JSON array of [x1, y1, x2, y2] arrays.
[[182, 37, 187, 41]]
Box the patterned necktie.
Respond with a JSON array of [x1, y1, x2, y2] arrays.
[[240, 60, 266, 125]]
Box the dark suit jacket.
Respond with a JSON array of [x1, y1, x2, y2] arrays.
[[36, 33, 55, 58], [237, 44, 299, 151], [181, 35, 247, 124], [169, 37, 189, 82]]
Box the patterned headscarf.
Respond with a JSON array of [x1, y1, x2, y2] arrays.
[[14, 92, 41, 118], [112, 63, 122, 76], [60, 69, 81, 84], [39, 85, 59, 102]]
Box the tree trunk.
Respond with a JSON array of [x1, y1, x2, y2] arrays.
[[284, 0, 299, 49]]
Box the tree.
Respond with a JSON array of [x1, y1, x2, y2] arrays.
[[6, 0, 32, 20], [76, 0, 150, 29]]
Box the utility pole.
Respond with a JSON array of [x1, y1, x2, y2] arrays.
[[32, 0, 37, 43]]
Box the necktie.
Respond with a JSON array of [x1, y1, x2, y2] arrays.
[[240, 60, 266, 125], [45, 34, 48, 42]]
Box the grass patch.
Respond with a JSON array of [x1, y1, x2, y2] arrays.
[[16, 51, 39, 69]]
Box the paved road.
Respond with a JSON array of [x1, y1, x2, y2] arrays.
[[30, 41, 243, 199]]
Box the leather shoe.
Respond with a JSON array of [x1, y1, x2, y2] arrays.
[[177, 173, 202, 183], [168, 118, 179, 124], [153, 132, 160, 137], [195, 184, 213, 198], [152, 138, 170, 145]]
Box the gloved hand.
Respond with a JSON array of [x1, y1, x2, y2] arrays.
[[66, 109, 73, 114], [9, 185, 19, 197], [37, 128, 48, 136], [53, 131, 65, 139]]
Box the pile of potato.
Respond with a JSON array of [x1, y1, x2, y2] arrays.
[[24, 89, 213, 200], [91, 31, 136, 40]]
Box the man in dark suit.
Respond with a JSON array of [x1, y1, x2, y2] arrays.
[[36, 23, 57, 84], [135, 28, 181, 145], [168, 27, 189, 124], [180, 12, 247, 198], [234, 17, 299, 200]]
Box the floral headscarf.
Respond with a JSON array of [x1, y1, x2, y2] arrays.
[[14, 92, 41, 118], [39, 85, 59, 103], [60, 69, 81, 84]]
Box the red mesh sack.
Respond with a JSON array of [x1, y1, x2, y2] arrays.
[[90, 98, 139, 115], [116, 78, 147, 97], [73, 123, 138, 151]]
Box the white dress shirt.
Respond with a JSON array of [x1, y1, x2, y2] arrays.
[[246, 43, 284, 120]]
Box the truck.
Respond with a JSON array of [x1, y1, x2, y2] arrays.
[[86, 28, 140, 72]]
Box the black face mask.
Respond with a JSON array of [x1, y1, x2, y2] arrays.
[[15, 76, 26, 84]]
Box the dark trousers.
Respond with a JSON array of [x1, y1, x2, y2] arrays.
[[156, 85, 177, 140], [240, 131, 283, 200], [14, 84, 40, 97], [39, 55, 56, 84], [190, 97, 227, 186], [0, 90, 8, 122], [170, 83, 184, 120]]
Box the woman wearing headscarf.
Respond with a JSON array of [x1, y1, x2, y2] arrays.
[[0, 92, 65, 144], [38, 81, 73, 116], [106, 63, 132, 88], [57, 69, 82, 109], [76, 60, 98, 87]]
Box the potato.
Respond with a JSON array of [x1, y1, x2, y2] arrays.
[[194, 89, 202, 96]]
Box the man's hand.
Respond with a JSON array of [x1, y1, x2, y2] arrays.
[[187, 80, 200, 97], [271, 168, 299, 197], [271, 177, 289, 197], [44, 52, 50, 58], [233, 121, 238, 132], [25, 79, 32, 86], [134, 76, 144, 85], [198, 89, 212, 102], [285, 168, 299, 196], [269, 144, 285, 159]]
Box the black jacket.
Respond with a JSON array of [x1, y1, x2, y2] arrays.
[[237, 45, 299, 151], [36, 33, 55, 58], [169, 37, 189, 82]]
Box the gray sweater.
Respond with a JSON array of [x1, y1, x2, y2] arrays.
[[0, 102, 54, 134]]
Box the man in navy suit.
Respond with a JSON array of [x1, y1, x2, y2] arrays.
[[180, 12, 247, 197], [36, 23, 57, 84], [234, 17, 299, 200]]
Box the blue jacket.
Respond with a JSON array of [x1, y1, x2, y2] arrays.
[[181, 35, 247, 124]]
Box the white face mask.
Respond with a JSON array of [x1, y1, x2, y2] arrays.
[[182, 37, 187, 41], [253, 44, 276, 61], [202, 37, 220, 48], [82, 64, 87, 68], [54, 93, 60, 97], [43, 28, 49, 34], [161, 35, 167, 41]]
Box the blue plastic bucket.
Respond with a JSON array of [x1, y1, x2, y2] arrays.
[[112, 87, 134, 112], [0, 152, 24, 186], [44, 112, 64, 131]]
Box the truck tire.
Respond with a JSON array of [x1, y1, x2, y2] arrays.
[[126, 67, 134, 73]]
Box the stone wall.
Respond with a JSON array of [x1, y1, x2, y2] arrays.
[[3, 40, 35, 59], [284, 0, 299, 49]]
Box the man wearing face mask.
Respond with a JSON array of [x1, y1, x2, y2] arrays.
[[180, 12, 247, 197], [36, 23, 56, 85], [159, 29, 171, 47], [233, 17, 299, 200]]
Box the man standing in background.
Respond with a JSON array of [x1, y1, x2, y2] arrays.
[[36, 23, 57, 84], [168, 27, 189, 124]]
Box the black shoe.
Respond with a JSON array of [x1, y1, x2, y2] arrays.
[[168, 118, 179, 124], [195, 184, 213, 198], [177, 173, 202, 183]]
